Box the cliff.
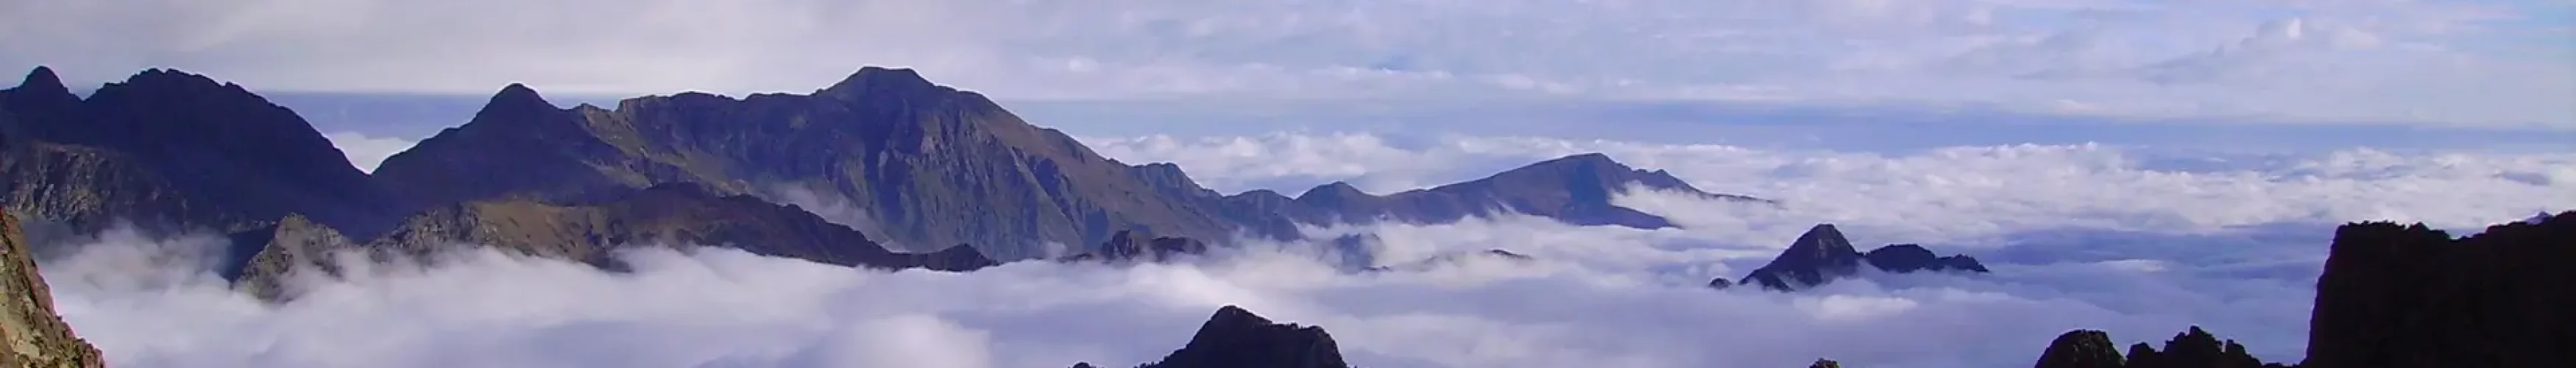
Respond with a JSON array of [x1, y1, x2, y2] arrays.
[[2300, 211, 2575, 368], [0, 212, 104, 367]]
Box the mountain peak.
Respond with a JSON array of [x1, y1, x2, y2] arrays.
[[1144, 305, 1351, 368], [821, 66, 941, 96], [1297, 182, 1369, 202], [468, 82, 560, 122], [13, 66, 70, 96]]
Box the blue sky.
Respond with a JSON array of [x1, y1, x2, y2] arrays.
[[4, 0, 2572, 127]]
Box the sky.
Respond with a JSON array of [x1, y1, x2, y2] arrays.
[[4, 0, 2574, 127]]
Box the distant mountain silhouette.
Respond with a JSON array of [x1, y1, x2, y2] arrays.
[[1072, 305, 1351, 368], [1231, 153, 1771, 230], [1, 67, 403, 237], [1725, 224, 1988, 291]]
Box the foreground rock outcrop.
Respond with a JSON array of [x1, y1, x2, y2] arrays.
[[1072, 305, 1351, 368], [0, 212, 103, 368], [2032, 327, 2287, 368], [2023, 211, 2576, 368], [1727, 224, 1989, 291], [2301, 210, 2575, 368]]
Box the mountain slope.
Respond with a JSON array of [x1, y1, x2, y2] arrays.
[[0, 212, 105, 368], [1245, 153, 1770, 229], [0, 66, 401, 237], [237, 183, 999, 300], [370, 68, 1281, 260]]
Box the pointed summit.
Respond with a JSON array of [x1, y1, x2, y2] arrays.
[[13, 66, 71, 96], [821, 66, 941, 97], [489, 83, 554, 110], [1297, 182, 1370, 202], [1740, 224, 1866, 290]]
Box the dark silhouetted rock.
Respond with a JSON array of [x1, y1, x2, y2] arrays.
[[1061, 230, 1211, 263], [1707, 277, 1733, 289], [2301, 211, 2575, 368], [1, 211, 106, 368], [369, 67, 1287, 261], [1735, 224, 1989, 291], [2120, 326, 2278, 368], [1864, 244, 1990, 273], [1808, 358, 1844, 368], [2031, 326, 2287, 368], [1240, 153, 1770, 229], [2034, 330, 2125, 368], [1137, 305, 1351, 368], [1743, 224, 1866, 290]]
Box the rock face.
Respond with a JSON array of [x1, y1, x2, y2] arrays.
[[368, 68, 1280, 261], [237, 183, 999, 300], [0, 212, 105, 368], [1242, 153, 1769, 229], [2301, 211, 2575, 368], [0, 67, 403, 238], [1735, 224, 1989, 291], [1112, 305, 1352, 368]]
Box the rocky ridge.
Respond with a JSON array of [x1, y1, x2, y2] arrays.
[[1722, 224, 1989, 291]]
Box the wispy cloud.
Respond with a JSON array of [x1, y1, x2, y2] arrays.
[[4, 0, 2569, 127]]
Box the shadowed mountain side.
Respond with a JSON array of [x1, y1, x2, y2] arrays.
[[234, 183, 999, 300], [2301, 210, 2576, 368], [368, 68, 1283, 261], [1727, 224, 1989, 291], [1071, 305, 1352, 368], [1226, 153, 1773, 230], [0, 67, 403, 238], [0, 212, 105, 367]]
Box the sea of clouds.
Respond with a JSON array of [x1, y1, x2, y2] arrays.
[[37, 132, 2575, 368]]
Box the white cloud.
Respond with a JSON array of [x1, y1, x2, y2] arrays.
[[321, 131, 416, 173], [39, 130, 2566, 368], [2, 0, 2569, 127], [1089, 132, 2576, 240]]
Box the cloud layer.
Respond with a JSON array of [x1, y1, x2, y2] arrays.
[[45, 131, 2572, 368], [6, 0, 2571, 127]]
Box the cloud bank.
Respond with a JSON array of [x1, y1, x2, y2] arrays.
[[42, 132, 2569, 368], [5, 0, 2571, 127]]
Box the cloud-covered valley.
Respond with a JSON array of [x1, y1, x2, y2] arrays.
[[42, 132, 2571, 368]]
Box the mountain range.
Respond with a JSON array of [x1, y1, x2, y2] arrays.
[[0, 66, 1769, 297]]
